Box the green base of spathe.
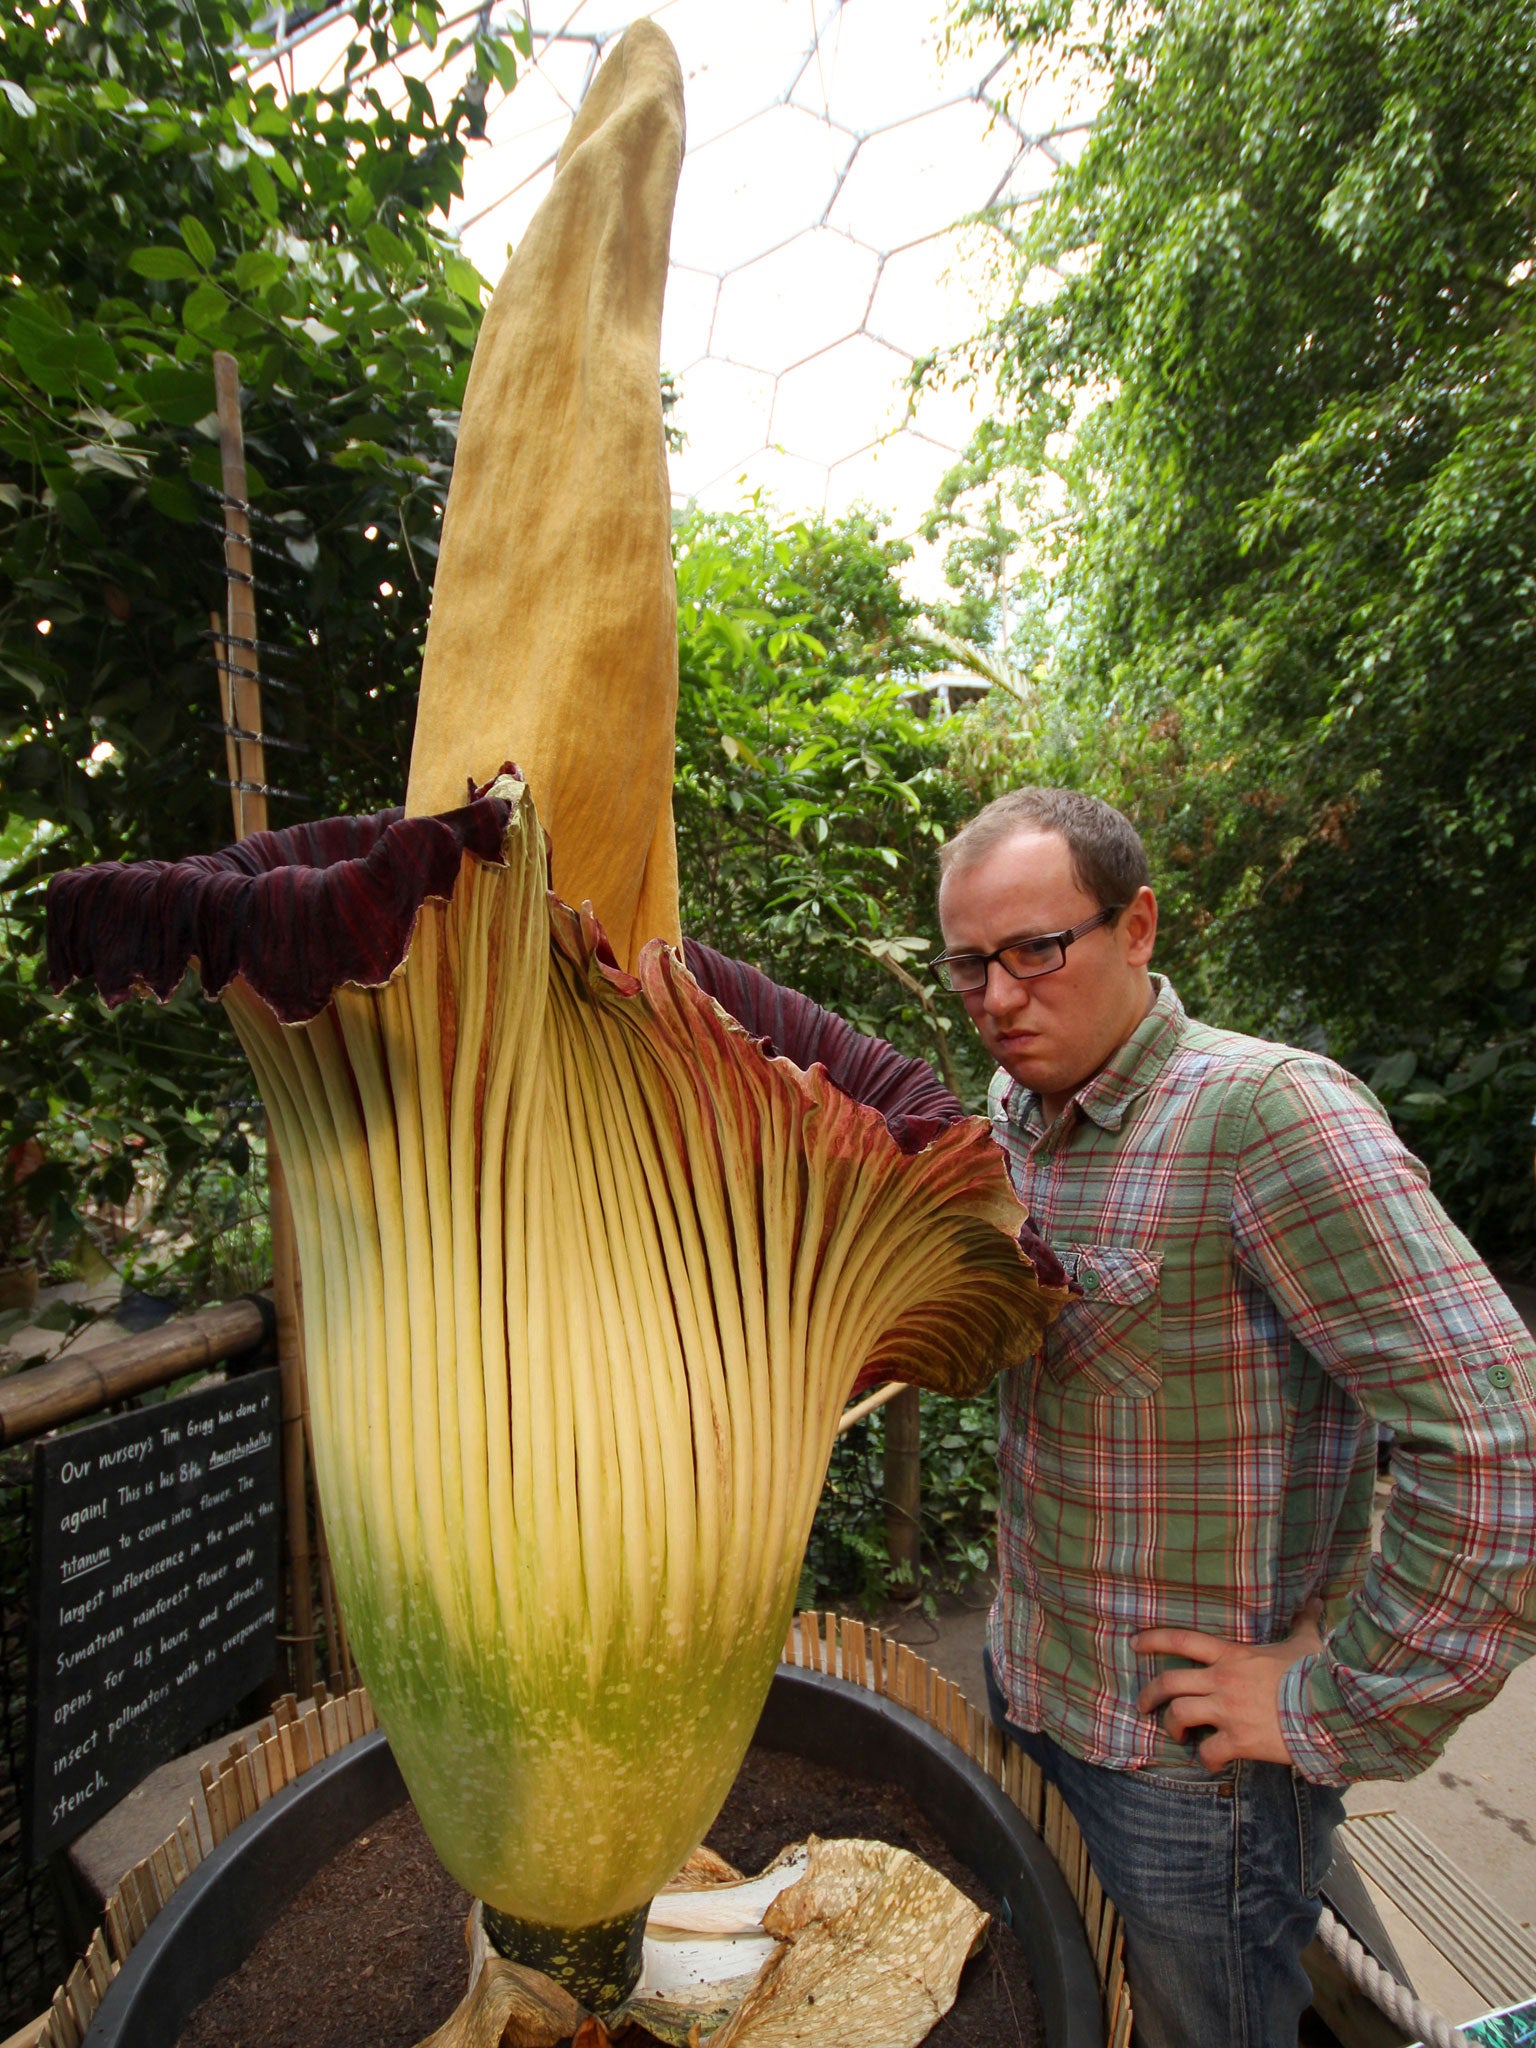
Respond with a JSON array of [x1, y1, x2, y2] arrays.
[[483, 1897, 648, 2014]]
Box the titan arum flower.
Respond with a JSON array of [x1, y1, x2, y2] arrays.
[[47, 22, 1070, 2028]]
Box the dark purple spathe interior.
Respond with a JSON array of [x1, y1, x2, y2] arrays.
[[46, 799, 511, 1025], [682, 938, 957, 1151]]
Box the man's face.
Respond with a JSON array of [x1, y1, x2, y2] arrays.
[[937, 829, 1157, 1107]]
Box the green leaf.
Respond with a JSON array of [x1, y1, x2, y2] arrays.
[[1370, 1051, 1417, 1092], [232, 121, 276, 161], [331, 438, 393, 470], [6, 301, 77, 395], [33, 1301, 82, 1333], [1449, 1048, 1501, 1093], [67, 442, 146, 480], [132, 361, 216, 426], [248, 156, 279, 219], [0, 79, 37, 118], [232, 249, 285, 293], [443, 254, 486, 307], [486, 36, 521, 91], [128, 246, 200, 281], [73, 329, 118, 384], [179, 214, 218, 269], [181, 280, 231, 337], [0, 660, 46, 703], [145, 473, 199, 522], [364, 221, 415, 272]]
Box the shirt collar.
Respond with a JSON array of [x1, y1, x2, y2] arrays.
[[998, 974, 1188, 1135]]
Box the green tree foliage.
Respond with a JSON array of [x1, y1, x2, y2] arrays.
[[673, 505, 989, 1102], [0, 0, 521, 1291], [943, 0, 1536, 1268]]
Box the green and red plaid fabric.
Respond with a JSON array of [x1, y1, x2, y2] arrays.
[[986, 978, 1536, 1784]]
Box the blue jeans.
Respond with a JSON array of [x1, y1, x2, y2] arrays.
[[984, 1650, 1344, 2048]]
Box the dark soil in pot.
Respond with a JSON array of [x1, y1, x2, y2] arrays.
[[177, 1744, 1046, 2048]]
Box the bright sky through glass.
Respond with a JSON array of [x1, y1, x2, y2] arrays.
[[261, 3, 1095, 582]]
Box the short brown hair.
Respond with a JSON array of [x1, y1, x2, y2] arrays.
[[938, 787, 1150, 908]]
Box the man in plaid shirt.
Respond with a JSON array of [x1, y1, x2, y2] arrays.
[[934, 786, 1536, 2048]]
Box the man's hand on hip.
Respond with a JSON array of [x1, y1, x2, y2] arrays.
[[1131, 1599, 1326, 1771]]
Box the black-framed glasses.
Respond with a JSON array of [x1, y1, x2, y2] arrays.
[[932, 906, 1124, 994]]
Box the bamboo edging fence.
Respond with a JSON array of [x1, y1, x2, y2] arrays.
[[29, 1631, 1130, 2048], [30, 1679, 377, 2048]]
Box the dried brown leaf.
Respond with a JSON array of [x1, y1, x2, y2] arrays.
[[706, 1836, 989, 2048], [661, 1846, 746, 1892], [414, 1954, 586, 2048]]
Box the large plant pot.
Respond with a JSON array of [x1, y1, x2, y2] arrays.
[[82, 1665, 1105, 2048]]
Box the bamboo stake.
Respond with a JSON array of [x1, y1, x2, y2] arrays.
[[0, 1294, 272, 1446], [213, 350, 317, 1698], [62, 1963, 92, 2035], [83, 1931, 112, 2000], [212, 352, 266, 841], [103, 1895, 131, 1969], [233, 1746, 259, 1820], [883, 1385, 922, 1584], [198, 1763, 225, 1849], [210, 608, 239, 802], [45, 1987, 77, 2048]]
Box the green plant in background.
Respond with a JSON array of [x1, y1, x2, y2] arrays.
[[800, 1392, 1003, 1615], [1366, 960, 1536, 1277], [936, 0, 1536, 1275], [673, 504, 1002, 1109], [0, 0, 523, 1314]]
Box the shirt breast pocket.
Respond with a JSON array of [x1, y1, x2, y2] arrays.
[[1042, 1245, 1164, 1399]]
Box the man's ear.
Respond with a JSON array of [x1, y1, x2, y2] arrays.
[[1122, 885, 1158, 967]]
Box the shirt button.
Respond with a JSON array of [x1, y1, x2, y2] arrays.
[[1079, 1270, 1100, 1294], [1487, 1364, 1514, 1389]]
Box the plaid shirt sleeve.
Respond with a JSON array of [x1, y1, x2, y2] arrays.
[[1230, 1058, 1536, 1783]]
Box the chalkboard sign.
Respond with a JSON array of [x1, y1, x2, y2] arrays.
[[26, 1369, 282, 1861]]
